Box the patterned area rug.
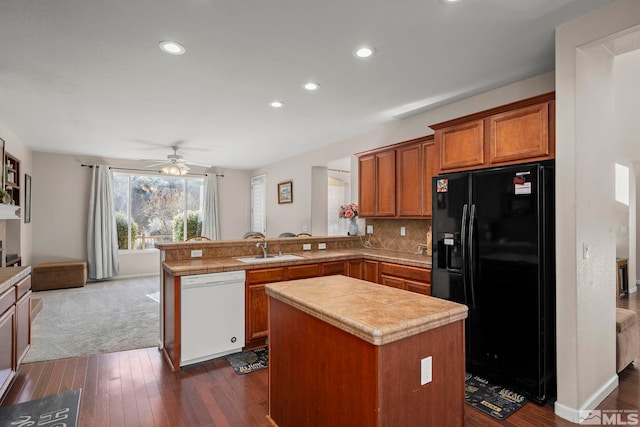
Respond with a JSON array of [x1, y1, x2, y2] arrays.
[[465, 374, 528, 420], [24, 276, 159, 363], [0, 389, 81, 427], [226, 347, 268, 375]]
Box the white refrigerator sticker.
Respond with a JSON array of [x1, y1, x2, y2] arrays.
[[515, 182, 532, 195]]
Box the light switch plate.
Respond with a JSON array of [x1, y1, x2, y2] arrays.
[[318, 243, 327, 250], [421, 356, 432, 385], [367, 225, 374, 234], [303, 243, 312, 251], [191, 249, 203, 257], [400, 226, 406, 236]]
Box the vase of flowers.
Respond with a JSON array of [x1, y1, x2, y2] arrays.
[[339, 203, 359, 236]]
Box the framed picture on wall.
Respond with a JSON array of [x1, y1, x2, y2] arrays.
[[24, 174, 31, 223], [278, 180, 293, 204]]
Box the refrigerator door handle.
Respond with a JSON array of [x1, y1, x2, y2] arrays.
[[461, 204, 469, 305], [468, 204, 477, 310]]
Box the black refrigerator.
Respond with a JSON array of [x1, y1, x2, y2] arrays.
[[431, 160, 555, 404]]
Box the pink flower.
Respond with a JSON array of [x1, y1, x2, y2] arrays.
[[339, 203, 359, 219]]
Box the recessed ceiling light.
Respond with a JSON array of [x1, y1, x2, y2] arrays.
[[270, 101, 284, 108], [354, 46, 376, 58], [303, 82, 320, 91], [159, 41, 186, 55], [439, 0, 460, 3]]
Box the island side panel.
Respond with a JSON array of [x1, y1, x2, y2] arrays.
[[378, 320, 465, 426], [162, 271, 181, 371], [268, 297, 380, 427]]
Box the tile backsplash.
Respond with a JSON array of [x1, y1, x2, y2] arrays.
[[364, 218, 431, 254]]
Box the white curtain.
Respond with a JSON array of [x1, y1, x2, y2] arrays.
[[87, 165, 119, 279], [201, 173, 220, 240]]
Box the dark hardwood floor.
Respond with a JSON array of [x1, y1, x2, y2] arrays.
[[2, 291, 639, 426]]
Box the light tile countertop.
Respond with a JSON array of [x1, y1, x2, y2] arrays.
[[265, 275, 467, 346], [162, 248, 431, 276], [0, 266, 32, 295]]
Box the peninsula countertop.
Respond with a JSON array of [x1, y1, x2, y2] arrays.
[[162, 248, 431, 276], [265, 274, 467, 346], [0, 266, 32, 295]]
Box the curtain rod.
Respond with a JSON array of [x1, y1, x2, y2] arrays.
[[328, 168, 350, 173], [80, 164, 223, 177]]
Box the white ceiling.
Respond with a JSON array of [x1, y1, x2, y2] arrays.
[[0, 0, 616, 170]]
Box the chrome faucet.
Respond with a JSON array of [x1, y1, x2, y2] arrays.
[[256, 237, 268, 258]]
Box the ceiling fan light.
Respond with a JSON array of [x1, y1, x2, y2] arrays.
[[161, 163, 189, 175]]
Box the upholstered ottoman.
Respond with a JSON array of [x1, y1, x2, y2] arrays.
[[32, 261, 88, 291], [616, 308, 639, 373]]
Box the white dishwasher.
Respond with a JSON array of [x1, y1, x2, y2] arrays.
[[180, 270, 246, 367]]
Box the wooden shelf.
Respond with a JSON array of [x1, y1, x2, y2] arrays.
[[6, 257, 22, 267], [4, 152, 20, 206]]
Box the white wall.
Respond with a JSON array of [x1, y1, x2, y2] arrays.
[[32, 152, 251, 276], [0, 125, 33, 266], [554, 0, 640, 421], [254, 72, 555, 237]]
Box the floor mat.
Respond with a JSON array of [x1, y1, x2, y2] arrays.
[[226, 347, 268, 375], [465, 374, 528, 421], [0, 389, 81, 427]]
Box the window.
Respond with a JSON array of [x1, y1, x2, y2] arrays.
[[114, 173, 204, 250], [251, 174, 266, 234]]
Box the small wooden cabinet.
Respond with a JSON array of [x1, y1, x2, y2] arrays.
[[363, 260, 379, 283], [437, 119, 485, 171], [15, 278, 31, 366], [358, 135, 435, 218], [245, 261, 351, 346], [0, 270, 32, 401], [0, 291, 16, 400], [358, 151, 396, 217], [379, 262, 432, 295], [246, 267, 286, 345], [431, 93, 555, 174], [347, 259, 363, 279], [487, 102, 550, 164]]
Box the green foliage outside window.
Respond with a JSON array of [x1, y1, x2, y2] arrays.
[[116, 212, 139, 249], [172, 210, 202, 242]]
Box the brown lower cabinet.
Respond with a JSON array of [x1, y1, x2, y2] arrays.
[[0, 274, 31, 401], [379, 262, 432, 295], [245, 261, 350, 346], [245, 259, 432, 347]]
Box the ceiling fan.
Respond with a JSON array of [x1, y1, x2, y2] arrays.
[[143, 146, 212, 175]]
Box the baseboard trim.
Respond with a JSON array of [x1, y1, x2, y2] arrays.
[[554, 374, 619, 423], [88, 273, 160, 282]]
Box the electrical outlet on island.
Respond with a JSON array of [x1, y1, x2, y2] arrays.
[[302, 243, 312, 251]]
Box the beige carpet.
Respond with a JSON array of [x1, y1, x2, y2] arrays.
[[24, 275, 160, 363]]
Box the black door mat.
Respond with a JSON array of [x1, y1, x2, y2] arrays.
[[226, 347, 268, 375], [0, 389, 81, 427], [465, 374, 528, 421]]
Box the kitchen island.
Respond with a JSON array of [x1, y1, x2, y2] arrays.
[[265, 275, 467, 427]]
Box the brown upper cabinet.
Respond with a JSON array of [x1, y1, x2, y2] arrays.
[[430, 92, 555, 173], [357, 135, 435, 219], [358, 150, 396, 217]]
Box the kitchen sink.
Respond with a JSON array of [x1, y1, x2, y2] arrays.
[[236, 254, 305, 263]]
